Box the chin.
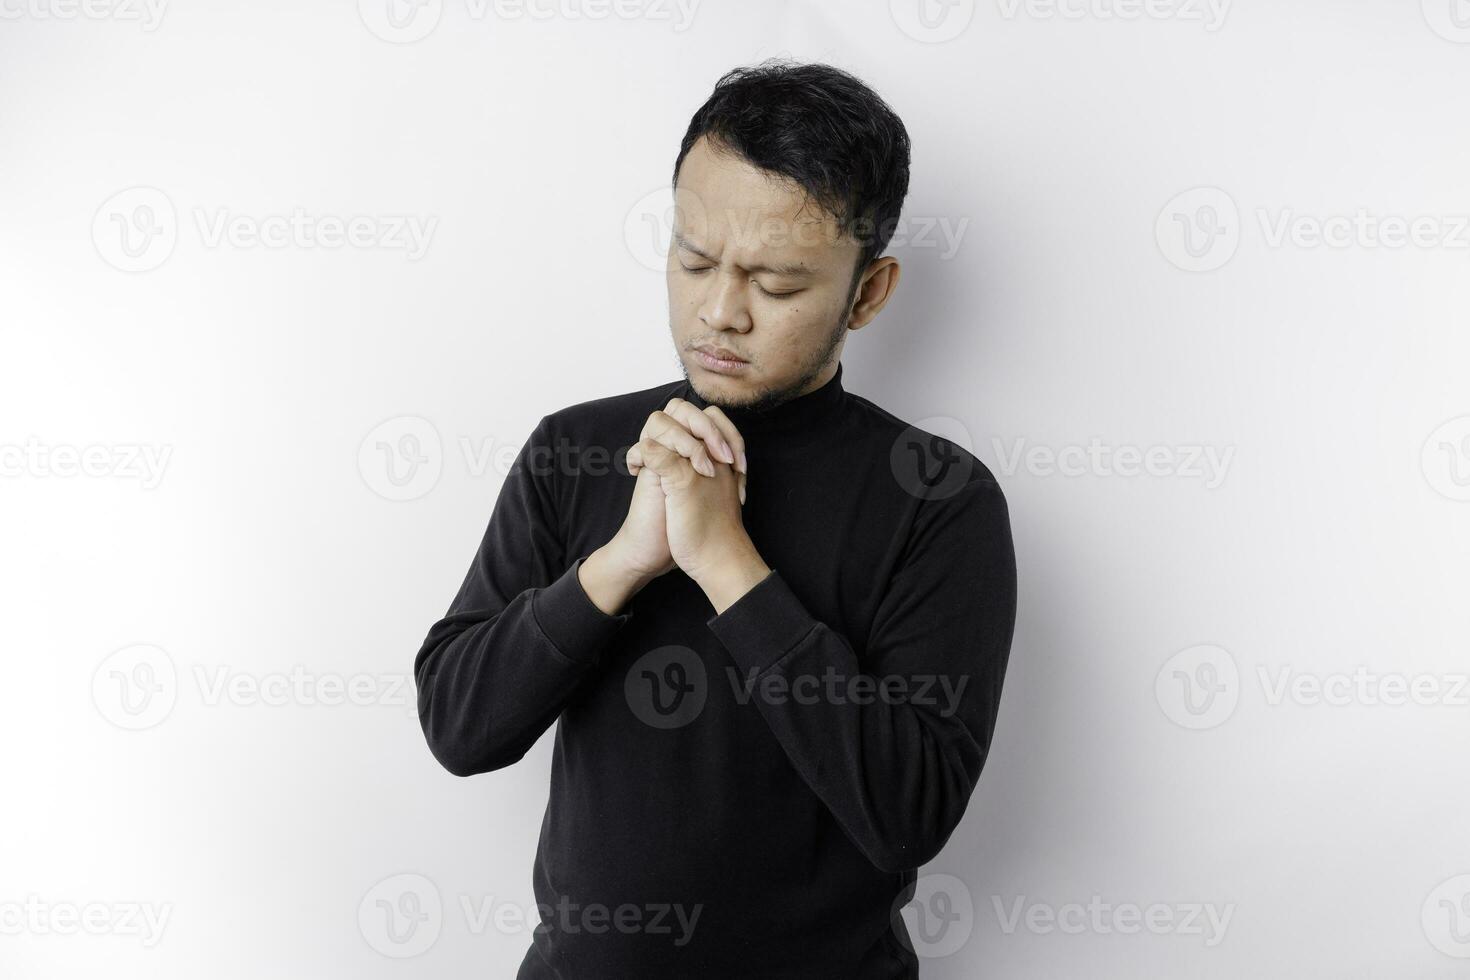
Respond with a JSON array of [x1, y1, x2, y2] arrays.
[[687, 365, 757, 403]]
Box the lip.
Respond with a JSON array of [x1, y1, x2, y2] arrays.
[[692, 345, 750, 374]]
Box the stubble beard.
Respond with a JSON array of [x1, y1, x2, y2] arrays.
[[675, 303, 851, 415]]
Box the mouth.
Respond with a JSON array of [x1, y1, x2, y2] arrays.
[[691, 345, 750, 374]]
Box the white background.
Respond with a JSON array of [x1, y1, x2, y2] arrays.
[[3, 0, 1469, 976]]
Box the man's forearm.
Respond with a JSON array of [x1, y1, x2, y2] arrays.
[[578, 543, 657, 615]]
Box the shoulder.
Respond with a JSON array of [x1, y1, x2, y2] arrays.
[[842, 389, 1004, 496]]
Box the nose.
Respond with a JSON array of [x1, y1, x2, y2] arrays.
[[698, 269, 753, 333]]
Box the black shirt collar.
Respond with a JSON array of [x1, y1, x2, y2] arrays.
[[677, 361, 847, 438]]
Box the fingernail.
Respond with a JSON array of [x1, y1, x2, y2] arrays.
[[738, 449, 747, 472], [739, 485, 746, 505], [720, 440, 734, 464]]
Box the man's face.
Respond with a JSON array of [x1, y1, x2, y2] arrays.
[[667, 135, 865, 412]]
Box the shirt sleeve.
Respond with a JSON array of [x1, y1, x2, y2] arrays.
[[705, 478, 1017, 873], [413, 414, 632, 777]]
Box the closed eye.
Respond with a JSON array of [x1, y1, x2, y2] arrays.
[[679, 263, 801, 299]]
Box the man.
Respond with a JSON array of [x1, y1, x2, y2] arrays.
[[413, 61, 1017, 978]]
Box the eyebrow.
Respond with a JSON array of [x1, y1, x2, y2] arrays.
[[674, 234, 815, 278]]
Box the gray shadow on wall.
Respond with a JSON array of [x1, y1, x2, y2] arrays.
[[843, 240, 1080, 978]]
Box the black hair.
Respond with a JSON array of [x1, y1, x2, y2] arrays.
[[672, 60, 911, 290]]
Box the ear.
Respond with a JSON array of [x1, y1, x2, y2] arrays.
[[846, 257, 901, 330]]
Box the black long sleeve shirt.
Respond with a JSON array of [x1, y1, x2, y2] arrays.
[[412, 362, 1017, 978]]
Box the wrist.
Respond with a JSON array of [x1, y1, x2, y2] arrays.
[[690, 540, 771, 615], [579, 542, 655, 615]]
